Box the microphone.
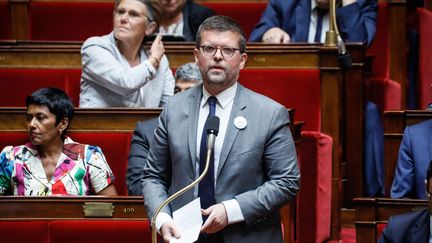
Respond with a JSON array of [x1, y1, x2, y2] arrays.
[[151, 116, 220, 243], [336, 35, 352, 70], [206, 116, 220, 152]]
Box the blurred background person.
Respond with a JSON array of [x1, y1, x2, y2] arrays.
[[174, 62, 202, 93], [379, 160, 432, 242], [127, 62, 202, 195], [390, 118, 432, 199], [249, 0, 377, 46], [80, 0, 174, 108], [0, 88, 117, 196], [159, 0, 214, 41]]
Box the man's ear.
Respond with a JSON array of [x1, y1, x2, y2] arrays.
[[194, 48, 200, 64], [239, 53, 248, 70], [145, 22, 157, 36]]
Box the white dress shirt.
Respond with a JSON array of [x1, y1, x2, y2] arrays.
[[307, 0, 330, 43]]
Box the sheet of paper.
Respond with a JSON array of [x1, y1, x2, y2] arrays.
[[170, 197, 203, 243]]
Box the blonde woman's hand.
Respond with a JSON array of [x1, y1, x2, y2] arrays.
[[149, 33, 165, 68]]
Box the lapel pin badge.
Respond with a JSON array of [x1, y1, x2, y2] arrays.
[[234, 116, 247, 130]]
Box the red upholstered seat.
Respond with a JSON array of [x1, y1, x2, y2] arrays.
[[366, 2, 390, 79], [201, 2, 266, 38], [0, 68, 81, 107], [29, 1, 114, 41], [376, 223, 387, 241], [366, 77, 402, 112], [239, 68, 321, 131], [49, 220, 151, 243], [365, 2, 401, 111], [0, 0, 11, 40], [297, 131, 332, 243], [418, 8, 432, 109], [0, 221, 49, 243], [0, 131, 132, 196]]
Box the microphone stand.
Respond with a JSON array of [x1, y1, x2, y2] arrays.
[[325, 0, 352, 69], [151, 117, 220, 243]]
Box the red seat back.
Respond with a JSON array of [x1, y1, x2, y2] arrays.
[[0, 221, 49, 243], [49, 220, 150, 243], [0, 68, 81, 107], [240, 68, 321, 131], [0, 0, 10, 39], [201, 2, 266, 39], [297, 131, 332, 243], [29, 1, 114, 41], [418, 8, 432, 108], [366, 2, 390, 79]]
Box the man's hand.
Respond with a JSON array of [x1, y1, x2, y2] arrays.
[[160, 221, 181, 243], [201, 203, 228, 234], [262, 27, 290, 44]]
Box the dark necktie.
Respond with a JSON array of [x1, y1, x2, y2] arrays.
[[314, 8, 326, 43], [198, 96, 217, 209]]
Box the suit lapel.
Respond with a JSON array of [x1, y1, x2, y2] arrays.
[[217, 85, 247, 178], [295, 0, 311, 42], [187, 85, 203, 171]]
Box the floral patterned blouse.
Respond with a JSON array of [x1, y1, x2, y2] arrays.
[[0, 137, 115, 195]]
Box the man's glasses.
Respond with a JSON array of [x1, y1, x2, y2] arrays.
[[199, 45, 241, 58]]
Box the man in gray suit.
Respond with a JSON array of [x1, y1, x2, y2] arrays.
[[142, 15, 300, 243]]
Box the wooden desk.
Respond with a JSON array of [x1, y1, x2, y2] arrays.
[[383, 110, 432, 196], [0, 107, 161, 132], [0, 196, 148, 220], [353, 197, 427, 243]]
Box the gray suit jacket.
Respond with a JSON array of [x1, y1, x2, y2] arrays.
[[142, 83, 300, 242]]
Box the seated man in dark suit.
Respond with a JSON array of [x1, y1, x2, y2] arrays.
[[249, 0, 377, 46], [379, 160, 432, 242], [126, 62, 202, 195], [391, 118, 432, 199]]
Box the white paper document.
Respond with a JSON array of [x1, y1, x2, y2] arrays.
[[170, 197, 203, 243]]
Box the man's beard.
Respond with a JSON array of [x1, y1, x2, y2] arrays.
[[205, 70, 227, 85]]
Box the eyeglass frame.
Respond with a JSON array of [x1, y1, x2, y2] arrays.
[[198, 45, 242, 59]]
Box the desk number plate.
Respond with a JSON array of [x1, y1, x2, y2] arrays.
[[83, 202, 114, 217]]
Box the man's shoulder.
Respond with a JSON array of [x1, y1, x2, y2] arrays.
[[406, 119, 432, 135], [389, 208, 429, 227], [239, 85, 286, 110]]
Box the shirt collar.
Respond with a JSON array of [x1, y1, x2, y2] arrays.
[[311, 0, 317, 11], [201, 82, 238, 110]]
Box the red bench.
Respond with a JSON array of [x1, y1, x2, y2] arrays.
[[29, 1, 113, 41], [18, 1, 266, 41], [240, 68, 332, 242], [201, 2, 266, 38], [365, 2, 401, 112], [418, 8, 432, 109], [0, 68, 81, 107], [0, 220, 151, 243]]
